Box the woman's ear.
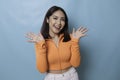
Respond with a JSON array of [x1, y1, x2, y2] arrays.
[[46, 18, 49, 23]]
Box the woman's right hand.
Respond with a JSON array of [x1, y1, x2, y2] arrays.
[[26, 32, 44, 43]]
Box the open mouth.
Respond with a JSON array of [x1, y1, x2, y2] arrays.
[[54, 25, 61, 31]]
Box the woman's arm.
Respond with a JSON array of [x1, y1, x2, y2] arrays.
[[70, 27, 88, 67], [26, 32, 48, 73], [35, 40, 48, 73], [70, 37, 81, 67]]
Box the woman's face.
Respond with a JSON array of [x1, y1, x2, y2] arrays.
[[47, 10, 65, 35]]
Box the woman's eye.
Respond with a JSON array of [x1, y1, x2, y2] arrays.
[[53, 17, 57, 20], [61, 18, 65, 21]]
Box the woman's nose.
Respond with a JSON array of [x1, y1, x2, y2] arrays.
[[56, 19, 61, 25]]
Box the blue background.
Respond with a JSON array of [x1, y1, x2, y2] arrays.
[[0, 0, 120, 80]]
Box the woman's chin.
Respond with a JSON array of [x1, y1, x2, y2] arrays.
[[54, 32, 60, 34], [53, 30, 61, 34]]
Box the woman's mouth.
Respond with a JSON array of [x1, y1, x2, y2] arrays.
[[54, 25, 61, 31]]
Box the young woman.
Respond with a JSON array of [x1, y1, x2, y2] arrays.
[[26, 6, 87, 80]]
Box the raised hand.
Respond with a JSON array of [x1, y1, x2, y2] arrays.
[[26, 32, 44, 43], [72, 26, 88, 39]]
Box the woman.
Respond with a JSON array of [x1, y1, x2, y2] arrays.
[[26, 6, 87, 80]]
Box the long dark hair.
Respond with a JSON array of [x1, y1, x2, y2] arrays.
[[41, 6, 71, 42]]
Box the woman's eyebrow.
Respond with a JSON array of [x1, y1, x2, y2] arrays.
[[52, 15, 65, 18]]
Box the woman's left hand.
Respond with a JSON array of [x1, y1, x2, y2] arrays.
[[72, 26, 88, 39]]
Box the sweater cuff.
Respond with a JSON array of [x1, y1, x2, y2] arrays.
[[35, 40, 46, 49], [71, 38, 79, 43], [70, 34, 79, 43]]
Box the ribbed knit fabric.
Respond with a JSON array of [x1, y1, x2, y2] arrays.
[[35, 34, 81, 73]]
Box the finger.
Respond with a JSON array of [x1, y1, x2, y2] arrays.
[[72, 28, 75, 34], [79, 27, 86, 32], [78, 26, 83, 31], [27, 40, 36, 43], [82, 34, 87, 37], [26, 33, 33, 38], [25, 34, 32, 39], [82, 28, 88, 33], [27, 32, 37, 40], [25, 34, 34, 40], [27, 32, 36, 37], [80, 27, 86, 31], [30, 32, 36, 37]]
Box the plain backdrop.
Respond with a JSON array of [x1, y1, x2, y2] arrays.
[[0, 0, 120, 80]]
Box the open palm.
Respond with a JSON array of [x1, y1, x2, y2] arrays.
[[72, 27, 88, 39], [26, 32, 44, 43]]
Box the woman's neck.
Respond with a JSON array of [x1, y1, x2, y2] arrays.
[[51, 34, 59, 47], [49, 31, 58, 38]]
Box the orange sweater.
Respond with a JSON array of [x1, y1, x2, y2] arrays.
[[35, 34, 81, 73]]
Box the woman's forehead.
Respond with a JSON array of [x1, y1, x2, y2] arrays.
[[52, 10, 65, 18]]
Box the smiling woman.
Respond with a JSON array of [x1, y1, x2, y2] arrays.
[[26, 6, 87, 80], [47, 10, 65, 36]]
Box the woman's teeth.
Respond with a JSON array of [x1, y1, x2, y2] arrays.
[[54, 26, 61, 30]]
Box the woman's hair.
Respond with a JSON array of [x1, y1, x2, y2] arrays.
[[41, 6, 71, 42]]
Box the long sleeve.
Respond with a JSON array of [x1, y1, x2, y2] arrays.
[[70, 37, 81, 67], [35, 40, 48, 73]]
